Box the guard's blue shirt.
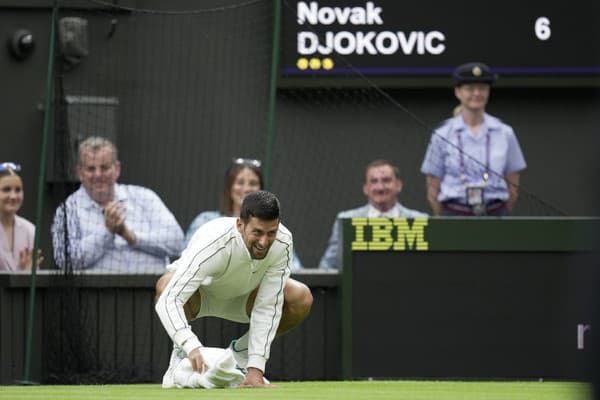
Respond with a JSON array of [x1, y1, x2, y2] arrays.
[[421, 113, 526, 203]]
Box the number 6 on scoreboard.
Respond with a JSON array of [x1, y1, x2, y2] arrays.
[[535, 17, 551, 41]]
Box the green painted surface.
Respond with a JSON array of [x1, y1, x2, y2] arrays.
[[0, 381, 592, 400]]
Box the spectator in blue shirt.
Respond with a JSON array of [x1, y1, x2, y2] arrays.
[[421, 62, 527, 216], [52, 136, 184, 273]]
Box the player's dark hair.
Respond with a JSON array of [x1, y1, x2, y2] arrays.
[[240, 190, 280, 223]]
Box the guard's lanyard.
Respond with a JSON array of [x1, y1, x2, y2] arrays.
[[456, 130, 490, 186]]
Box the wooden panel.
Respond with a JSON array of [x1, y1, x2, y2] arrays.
[[115, 290, 134, 378], [221, 320, 245, 350], [11, 290, 26, 383], [324, 287, 340, 379], [0, 273, 339, 384], [42, 287, 61, 382], [267, 334, 283, 380], [98, 289, 116, 372], [30, 286, 44, 383], [133, 289, 153, 381], [0, 287, 9, 383], [150, 299, 171, 383], [203, 317, 224, 348], [81, 289, 99, 373], [303, 287, 328, 380], [281, 322, 304, 380]]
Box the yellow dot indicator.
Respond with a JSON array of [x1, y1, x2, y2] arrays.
[[309, 58, 321, 70], [322, 58, 334, 70], [296, 58, 309, 70]]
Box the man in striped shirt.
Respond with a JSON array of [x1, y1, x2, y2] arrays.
[[155, 191, 312, 388]]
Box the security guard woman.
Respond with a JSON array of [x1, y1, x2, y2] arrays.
[[420, 62, 527, 216]]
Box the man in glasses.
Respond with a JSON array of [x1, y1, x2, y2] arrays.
[[319, 159, 427, 270], [51, 136, 184, 272], [155, 190, 313, 388]]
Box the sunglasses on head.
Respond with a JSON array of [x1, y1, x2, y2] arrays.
[[232, 158, 261, 168], [0, 162, 21, 172]]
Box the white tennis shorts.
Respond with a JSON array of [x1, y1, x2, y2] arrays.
[[196, 289, 252, 324]]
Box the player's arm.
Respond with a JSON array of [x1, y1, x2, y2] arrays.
[[155, 260, 203, 350], [155, 242, 225, 370], [246, 256, 291, 376]]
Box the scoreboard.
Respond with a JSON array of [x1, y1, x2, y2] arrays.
[[279, 0, 600, 86]]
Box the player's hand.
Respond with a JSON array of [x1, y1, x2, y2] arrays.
[[188, 347, 208, 373], [240, 367, 275, 388]]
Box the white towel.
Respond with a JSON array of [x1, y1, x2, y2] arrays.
[[172, 347, 245, 389]]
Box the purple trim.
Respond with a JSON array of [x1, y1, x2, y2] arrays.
[[282, 67, 453, 74], [492, 67, 600, 74], [282, 66, 600, 75]]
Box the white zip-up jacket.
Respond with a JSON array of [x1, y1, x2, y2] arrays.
[[155, 217, 292, 372]]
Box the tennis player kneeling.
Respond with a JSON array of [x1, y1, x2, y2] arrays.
[[155, 191, 312, 388]]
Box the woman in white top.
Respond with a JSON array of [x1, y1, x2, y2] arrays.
[[0, 162, 43, 271]]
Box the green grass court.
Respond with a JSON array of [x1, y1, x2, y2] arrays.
[[0, 381, 592, 400]]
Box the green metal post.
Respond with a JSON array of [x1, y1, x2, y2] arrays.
[[340, 219, 353, 379], [263, 0, 282, 190], [22, 1, 57, 384]]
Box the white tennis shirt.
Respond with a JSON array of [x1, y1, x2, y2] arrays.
[[155, 217, 293, 372]]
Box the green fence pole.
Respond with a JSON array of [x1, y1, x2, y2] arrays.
[[263, 0, 282, 190], [340, 219, 354, 379], [21, 1, 57, 384]]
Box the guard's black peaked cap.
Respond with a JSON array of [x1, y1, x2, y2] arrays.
[[453, 62, 497, 86]]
